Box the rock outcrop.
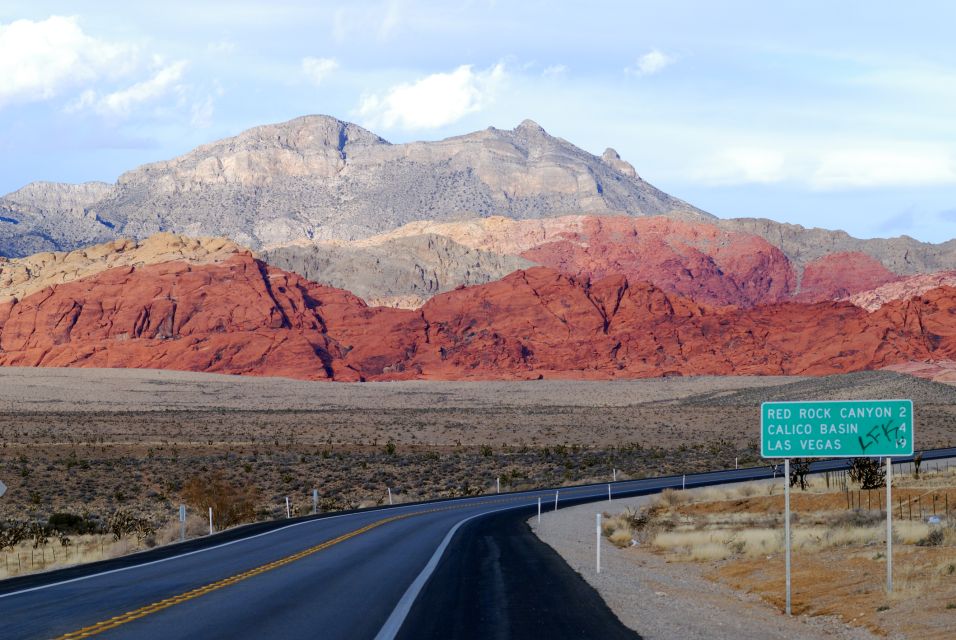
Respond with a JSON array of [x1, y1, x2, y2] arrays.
[[849, 270, 956, 311], [1, 255, 953, 381], [261, 234, 532, 308], [795, 252, 899, 302], [0, 233, 245, 304]]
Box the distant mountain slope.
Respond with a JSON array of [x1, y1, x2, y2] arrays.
[[261, 234, 532, 308], [0, 115, 704, 256], [263, 215, 956, 309], [717, 217, 956, 275]]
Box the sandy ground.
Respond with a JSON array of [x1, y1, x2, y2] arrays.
[[532, 494, 880, 640], [0, 367, 804, 412]]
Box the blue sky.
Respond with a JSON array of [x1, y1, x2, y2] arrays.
[[1, 1, 955, 241]]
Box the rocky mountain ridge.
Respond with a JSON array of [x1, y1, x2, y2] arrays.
[[1, 253, 954, 381], [0, 115, 701, 256], [265, 215, 956, 309]]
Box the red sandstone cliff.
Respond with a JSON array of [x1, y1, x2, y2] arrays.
[[0, 254, 952, 381]]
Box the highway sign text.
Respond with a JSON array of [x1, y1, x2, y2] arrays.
[[761, 400, 913, 458]]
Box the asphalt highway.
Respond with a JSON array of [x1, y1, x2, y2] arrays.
[[1, 447, 953, 640]]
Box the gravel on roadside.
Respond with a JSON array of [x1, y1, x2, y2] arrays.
[[530, 494, 886, 640]]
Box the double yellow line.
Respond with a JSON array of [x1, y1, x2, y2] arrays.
[[55, 497, 527, 639]]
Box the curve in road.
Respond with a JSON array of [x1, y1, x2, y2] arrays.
[[1, 447, 952, 639]]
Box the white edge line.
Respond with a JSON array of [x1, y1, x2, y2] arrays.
[[0, 488, 599, 601], [0, 503, 426, 600], [0, 484, 639, 601], [374, 501, 534, 640]]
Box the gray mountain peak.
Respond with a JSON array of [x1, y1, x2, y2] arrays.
[[0, 114, 705, 257]]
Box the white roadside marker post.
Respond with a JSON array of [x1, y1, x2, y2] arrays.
[[312, 488, 318, 515], [784, 458, 792, 616], [286, 496, 291, 518], [496, 477, 500, 494], [613, 468, 617, 482], [554, 490, 559, 511], [537, 497, 542, 523], [735, 457, 738, 470], [179, 504, 186, 542], [208, 507, 214, 536], [886, 457, 893, 592], [596, 513, 602, 574], [608, 484, 612, 502], [682, 474, 686, 490], [388, 487, 393, 505]]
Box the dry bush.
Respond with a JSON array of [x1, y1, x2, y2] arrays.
[[182, 472, 259, 531], [658, 488, 688, 507]]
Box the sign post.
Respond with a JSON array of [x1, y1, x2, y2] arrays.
[[179, 504, 186, 542], [886, 457, 893, 592], [784, 458, 791, 615], [761, 399, 913, 608]]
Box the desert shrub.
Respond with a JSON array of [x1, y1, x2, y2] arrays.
[[47, 512, 97, 534], [789, 458, 811, 490], [659, 488, 687, 507], [182, 471, 259, 530], [849, 458, 885, 490], [916, 528, 945, 547], [831, 509, 884, 528]]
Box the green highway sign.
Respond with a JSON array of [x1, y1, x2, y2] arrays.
[[761, 400, 913, 458]]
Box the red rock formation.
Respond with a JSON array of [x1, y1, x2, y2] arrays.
[[848, 270, 956, 311], [517, 217, 796, 308], [795, 252, 899, 302], [0, 255, 952, 381]]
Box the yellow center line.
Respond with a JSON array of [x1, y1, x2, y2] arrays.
[[54, 496, 530, 639]]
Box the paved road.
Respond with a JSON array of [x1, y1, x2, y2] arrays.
[[1, 447, 953, 640]]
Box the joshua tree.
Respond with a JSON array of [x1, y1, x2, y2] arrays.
[[789, 458, 812, 490], [849, 458, 885, 490]]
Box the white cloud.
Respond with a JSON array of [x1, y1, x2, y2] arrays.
[[357, 63, 506, 130], [811, 148, 956, 189], [627, 49, 674, 76], [302, 57, 339, 86], [0, 16, 136, 107], [68, 61, 188, 118], [693, 148, 788, 185], [206, 41, 237, 55], [190, 94, 216, 128], [378, 0, 402, 40], [542, 64, 568, 78]]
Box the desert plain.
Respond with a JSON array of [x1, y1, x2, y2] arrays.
[[2, 367, 955, 530]]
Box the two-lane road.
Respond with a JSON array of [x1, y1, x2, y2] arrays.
[[2, 447, 953, 639]]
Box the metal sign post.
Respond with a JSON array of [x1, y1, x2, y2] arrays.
[[886, 457, 893, 592], [784, 458, 791, 616], [596, 513, 602, 574]]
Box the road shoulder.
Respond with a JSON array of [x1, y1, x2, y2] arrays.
[[531, 495, 881, 640]]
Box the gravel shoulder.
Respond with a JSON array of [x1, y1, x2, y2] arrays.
[[531, 494, 880, 640]]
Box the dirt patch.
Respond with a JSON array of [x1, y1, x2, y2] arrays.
[[602, 470, 956, 639]]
